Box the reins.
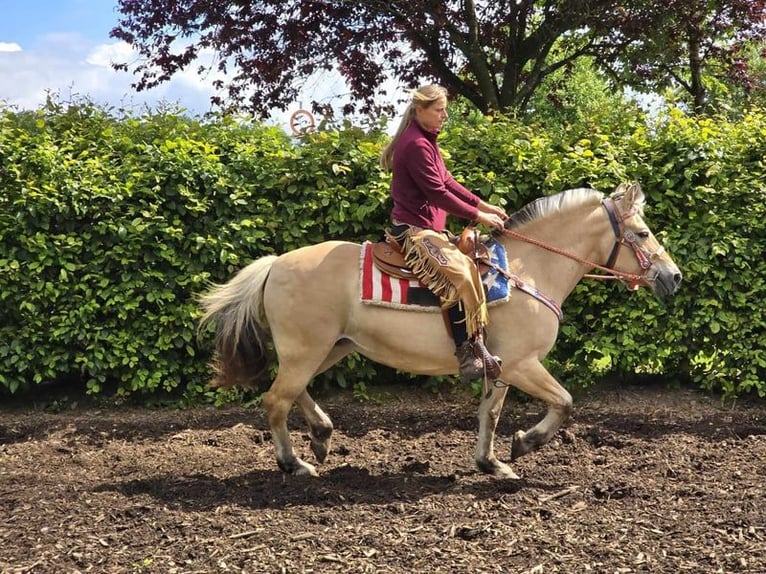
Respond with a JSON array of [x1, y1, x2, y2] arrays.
[[497, 226, 645, 288], [495, 198, 649, 291], [475, 197, 661, 321]]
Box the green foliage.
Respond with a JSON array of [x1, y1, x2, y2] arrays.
[[526, 57, 642, 132], [703, 40, 766, 114], [1, 98, 764, 400], [627, 109, 766, 396], [0, 99, 391, 401]]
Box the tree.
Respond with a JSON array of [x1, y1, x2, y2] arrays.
[[596, 0, 766, 114], [527, 56, 640, 130], [111, 1, 766, 117], [725, 40, 766, 109]]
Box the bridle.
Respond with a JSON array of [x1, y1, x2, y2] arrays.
[[597, 197, 666, 289], [496, 197, 665, 291]]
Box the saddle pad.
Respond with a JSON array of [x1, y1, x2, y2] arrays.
[[360, 242, 434, 310], [360, 240, 510, 311]]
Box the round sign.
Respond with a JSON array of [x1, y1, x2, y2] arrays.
[[289, 109, 316, 135]]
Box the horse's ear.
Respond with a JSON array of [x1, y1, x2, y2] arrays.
[[613, 182, 645, 207], [625, 182, 645, 205]]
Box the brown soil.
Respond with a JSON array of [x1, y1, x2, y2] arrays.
[[1, 382, 765, 574]]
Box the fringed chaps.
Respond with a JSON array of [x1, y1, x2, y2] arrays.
[[402, 228, 488, 338]]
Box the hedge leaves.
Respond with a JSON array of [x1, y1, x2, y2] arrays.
[[1, 101, 764, 398]]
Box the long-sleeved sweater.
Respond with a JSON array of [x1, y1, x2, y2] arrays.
[[390, 121, 479, 231]]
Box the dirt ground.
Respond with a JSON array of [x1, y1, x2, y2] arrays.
[[1, 381, 765, 574]]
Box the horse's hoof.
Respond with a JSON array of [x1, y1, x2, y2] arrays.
[[309, 424, 333, 463], [492, 462, 520, 480], [293, 462, 319, 477], [511, 430, 527, 461], [476, 457, 520, 480], [310, 438, 331, 463], [277, 457, 319, 477]]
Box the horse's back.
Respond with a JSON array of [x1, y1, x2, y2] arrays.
[[271, 240, 361, 279], [264, 241, 362, 332]]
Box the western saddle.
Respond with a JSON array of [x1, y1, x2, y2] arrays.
[[372, 226, 491, 281]]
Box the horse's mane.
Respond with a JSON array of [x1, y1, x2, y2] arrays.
[[506, 188, 604, 230]]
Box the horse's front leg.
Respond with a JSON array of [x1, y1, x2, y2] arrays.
[[507, 360, 573, 460], [475, 382, 520, 479]]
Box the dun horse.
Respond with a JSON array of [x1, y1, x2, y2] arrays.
[[199, 183, 682, 479]]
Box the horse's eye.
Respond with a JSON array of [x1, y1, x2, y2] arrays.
[[637, 230, 650, 239]]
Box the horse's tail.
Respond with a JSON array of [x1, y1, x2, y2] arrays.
[[197, 255, 278, 388]]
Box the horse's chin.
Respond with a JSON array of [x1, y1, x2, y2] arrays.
[[651, 273, 682, 301]]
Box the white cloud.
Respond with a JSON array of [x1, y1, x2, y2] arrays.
[[0, 32, 410, 131], [0, 34, 221, 115], [85, 42, 134, 67], [0, 42, 22, 52]]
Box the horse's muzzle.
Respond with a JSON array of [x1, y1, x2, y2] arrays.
[[653, 265, 683, 300]]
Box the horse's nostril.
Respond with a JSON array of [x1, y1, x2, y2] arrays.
[[674, 272, 683, 285]]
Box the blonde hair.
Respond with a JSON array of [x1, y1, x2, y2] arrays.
[[380, 84, 448, 171]]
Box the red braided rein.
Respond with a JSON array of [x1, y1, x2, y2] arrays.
[[497, 227, 645, 287]]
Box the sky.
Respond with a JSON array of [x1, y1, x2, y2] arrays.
[[0, 0, 381, 129], [0, 1, 224, 114]]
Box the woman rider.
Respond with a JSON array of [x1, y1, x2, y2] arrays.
[[380, 84, 507, 382]]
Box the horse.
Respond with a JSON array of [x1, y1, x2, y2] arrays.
[[198, 182, 682, 479]]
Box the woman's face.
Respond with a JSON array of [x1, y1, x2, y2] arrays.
[[415, 97, 448, 132]]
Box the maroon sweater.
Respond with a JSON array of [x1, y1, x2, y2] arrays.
[[390, 121, 480, 231]]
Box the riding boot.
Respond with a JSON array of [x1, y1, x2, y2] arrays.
[[455, 340, 484, 383], [455, 339, 503, 383], [449, 304, 502, 383]]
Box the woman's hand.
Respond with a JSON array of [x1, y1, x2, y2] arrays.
[[475, 210, 506, 230], [476, 200, 508, 230]]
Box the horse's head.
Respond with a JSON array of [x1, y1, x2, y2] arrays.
[[604, 183, 682, 300]]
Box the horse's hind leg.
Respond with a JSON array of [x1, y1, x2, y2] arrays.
[[506, 360, 573, 461], [265, 339, 355, 475], [295, 391, 334, 463], [475, 383, 519, 479], [295, 339, 355, 464], [263, 363, 325, 476]]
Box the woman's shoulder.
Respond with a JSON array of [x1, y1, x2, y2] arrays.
[[398, 124, 437, 153]]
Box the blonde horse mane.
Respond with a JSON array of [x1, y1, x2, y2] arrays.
[[506, 188, 605, 230]]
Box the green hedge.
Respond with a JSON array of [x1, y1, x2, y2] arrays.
[[444, 109, 766, 397], [0, 101, 764, 400]]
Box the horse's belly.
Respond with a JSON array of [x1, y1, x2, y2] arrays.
[[346, 305, 458, 375]]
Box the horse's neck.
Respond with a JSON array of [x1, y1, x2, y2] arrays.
[[504, 209, 608, 304]]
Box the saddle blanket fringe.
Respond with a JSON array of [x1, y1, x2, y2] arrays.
[[359, 240, 510, 311]]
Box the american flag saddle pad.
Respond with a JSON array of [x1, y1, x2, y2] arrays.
[[359, 239, 511, 311]]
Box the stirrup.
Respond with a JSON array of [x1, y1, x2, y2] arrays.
[[476, 340, 502, 380], [455, 340, 502, 383]]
